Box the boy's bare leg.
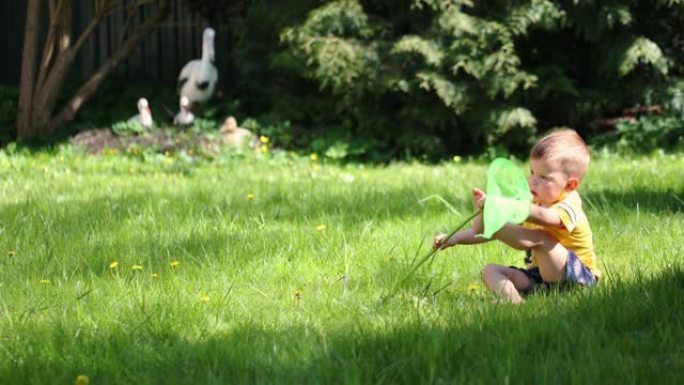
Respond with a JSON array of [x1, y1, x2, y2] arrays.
[[493, 223, 568, 282], [482, 264, 533, 304]]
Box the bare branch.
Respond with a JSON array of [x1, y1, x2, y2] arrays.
[[51, 0, 173, 131], [36, 0, 69, 93], [30, 0, 117, 133], [57, 0, 72, 54]]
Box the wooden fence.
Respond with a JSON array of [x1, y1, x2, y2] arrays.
[[0, 0, 232, 86]]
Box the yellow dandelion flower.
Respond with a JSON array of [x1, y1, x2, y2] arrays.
[[247, 193, 255, 201], [40, 279, 49, 285], [466, 283, 479, 292], [453, 155, 462, 162], [259, 144, 269, 153], [259, 135, 270, 144], [132, 264, 143, 271], [170, 260, 180, 268], [310, 153, 318, 161], [75, 374, 90, 385], [109, 261, 119, 269], [316, 224, 326, 231], [294, 289, 303, 299], [200, 294, 210, 303], [151, 273, 159, 278]]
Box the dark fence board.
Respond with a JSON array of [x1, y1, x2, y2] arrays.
[[1, 0, 220, 87]]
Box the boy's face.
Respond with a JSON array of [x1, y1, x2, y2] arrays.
[[528, 157, 576, 205]]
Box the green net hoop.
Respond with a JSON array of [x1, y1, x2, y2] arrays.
[[481, 158, 531, 239]]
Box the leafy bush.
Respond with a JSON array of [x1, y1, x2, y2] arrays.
[[614, 115, 684, 154]]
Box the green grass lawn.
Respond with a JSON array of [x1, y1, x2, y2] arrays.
[[0, 147, 683, 385]]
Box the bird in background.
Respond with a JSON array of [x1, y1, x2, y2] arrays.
[[220, 116, 259, 150], [177, 27, 218, 107], [173, 96, 195, 126], [130, 98, 153, 129]]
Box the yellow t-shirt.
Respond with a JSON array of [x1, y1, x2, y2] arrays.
[[523, 191, 600, 278]]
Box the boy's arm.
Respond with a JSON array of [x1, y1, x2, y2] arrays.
[[493, 223, 549, 250], [434, 228, 491, 250], [434, 213, 491, 249], [527, 204, 563, 228], [451, 228, 491, 245]]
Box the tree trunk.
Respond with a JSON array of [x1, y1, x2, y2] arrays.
[[16, 0, 41, 139], [16, 0, 173, 139]]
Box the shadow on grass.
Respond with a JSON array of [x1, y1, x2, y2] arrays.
[[5, 267, 683, 385]]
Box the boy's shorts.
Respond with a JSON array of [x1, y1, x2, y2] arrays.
[[512, 249, 597, 293]]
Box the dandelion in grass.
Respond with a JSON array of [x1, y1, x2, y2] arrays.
[[453, 155, 462, 162], [75, 374, 89, 385], [200, 294, 210, 303], [316, 224, 326, 231], [109, 261, 118, 269], [310, 153, 318, 162], [294, 289, 303, 300], [247, 193, 255, 201], [260, 144, 269, 154], [260, 135, 270, 144], [132, 264, 143, 271], [467, 283, 479, 292], [39, 279, 49, 285], [151, 273, 159, 278], [170, 260, 180, 268]]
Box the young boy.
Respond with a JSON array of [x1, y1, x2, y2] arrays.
[[433, 129, 599, 304]]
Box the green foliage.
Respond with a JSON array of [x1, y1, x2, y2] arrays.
[[281, 0, 379, 94], [613, 115, 684, 153], [33, 0, 684, 161], [618, 37, 669, 77], [270, 0, 684, 159], [111, 120, 149, 136]]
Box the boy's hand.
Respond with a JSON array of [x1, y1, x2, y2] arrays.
[[433, 232, 452, 250], [472, 188, 486, 210]]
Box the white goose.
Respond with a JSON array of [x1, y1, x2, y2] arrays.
[[130, 98, 153, 129], [177, 27, 218, 106], [173, 96, 195, 126]]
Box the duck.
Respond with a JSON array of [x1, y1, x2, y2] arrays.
[[173, 96, 195, 126], [177, 27, 218, 106], [219, 116, 259, 150], [130, 98, 153, 129]]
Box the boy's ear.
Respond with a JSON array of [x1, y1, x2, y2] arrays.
[[565, 177, 580, 191]]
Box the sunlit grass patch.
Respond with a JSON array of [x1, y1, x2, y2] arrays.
[[0, 148, 683, 384]]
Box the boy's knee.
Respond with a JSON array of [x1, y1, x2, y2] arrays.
[[482, 263, 501, 282]]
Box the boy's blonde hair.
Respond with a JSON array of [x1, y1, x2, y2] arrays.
[[530, 128, 590, 180]]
